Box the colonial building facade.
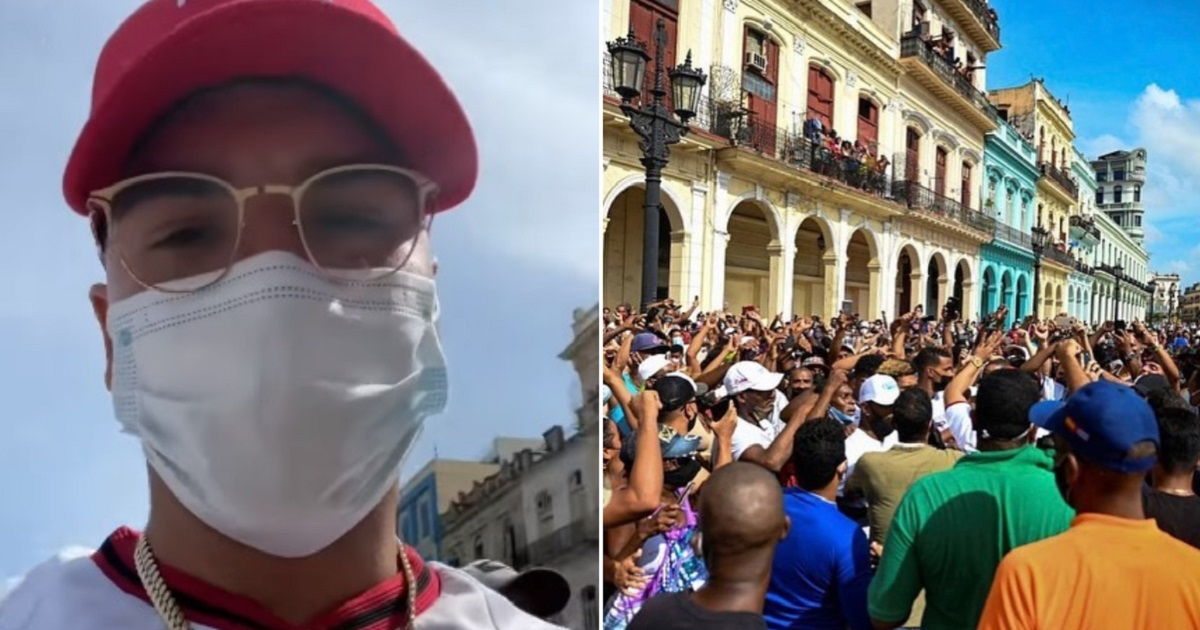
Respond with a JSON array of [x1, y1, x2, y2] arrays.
[[980, 115, 1037, 326], [602, 0, 1003, 320]]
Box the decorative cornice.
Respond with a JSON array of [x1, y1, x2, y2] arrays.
[[791, 0, 901, 78]]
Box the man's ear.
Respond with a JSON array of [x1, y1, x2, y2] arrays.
[[88, 284, 113, 391]]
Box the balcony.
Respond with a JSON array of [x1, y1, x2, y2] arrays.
[[891, 180, 996, 236], [1069, 215, 1100, 244], [898, 32, 999, 132], [528, 514, 599, 566], [939, 0, 1002, 51], [1042, 244, 1074, 267], [706, 115, 900, 217], [992, 221, 1032, 250], [1038, 162, 1079, 201], [1073, 258, 1094, 276]]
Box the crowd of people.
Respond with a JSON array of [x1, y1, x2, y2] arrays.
[[801, 117, 890, 195], [601, 297, 1200, 629]]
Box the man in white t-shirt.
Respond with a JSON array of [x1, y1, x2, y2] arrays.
[[725, 362, 794, 472], [0, 1, 560, 628], [840, 375, 900, 520]]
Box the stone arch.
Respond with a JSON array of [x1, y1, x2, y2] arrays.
[[904, 110, 934, 134], [895, 242, 923, 315], [720, 193, 783, 243], [603, 174, 689, 234], [842, 225, 882, 318], [603, 179, 690, 308], [742, 18, 786, 49]]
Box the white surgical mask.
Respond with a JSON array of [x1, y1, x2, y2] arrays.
[[107, 251, 447, 557]]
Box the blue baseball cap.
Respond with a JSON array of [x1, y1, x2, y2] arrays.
[[1029, 380, 1160, 473], [631, 332, 670, 353]]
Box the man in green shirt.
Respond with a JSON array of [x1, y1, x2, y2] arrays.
[[867, 369, 1073, 630]]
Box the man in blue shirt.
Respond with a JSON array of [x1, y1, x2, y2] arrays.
[[764, 418, 873, 630]]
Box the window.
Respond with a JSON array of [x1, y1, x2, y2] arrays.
[[628, 0, 678, 109], [1097, 171, 1106, 182], [960, 162, 972, 209], [1134, 185, 1142, 202], [1050, 137, 1057, 167], [1096, 189, 1104, 205], [1135, 214, 1143, 227], [857, 98, 879, 149], [472, 535, 484, 560], [1114, 170, 1125, 180], [806, 65, 835, 129], [905, 128, 921, 182], [419, 498, 432, 538], [1038, 128, 1045, 163], [934, 146, 948, 196], [1114, 185, 1123, 204]]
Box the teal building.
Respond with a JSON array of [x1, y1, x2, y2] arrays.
[[981, 117, 1039, 327]]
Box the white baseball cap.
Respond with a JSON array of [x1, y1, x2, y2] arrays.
[[637, 354, 672, 382], [859, 374, 900, 406], [723, 361, 783, 395]]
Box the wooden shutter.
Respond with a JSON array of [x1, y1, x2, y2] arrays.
[[806, 66, 834, 129], [960, 162, 972, 209], [856, 98, 878, 150], [935, 147, 947, 196], [906, 128, 920, 182], [628, 0, 678, 111], [743, 28, 778, 154]]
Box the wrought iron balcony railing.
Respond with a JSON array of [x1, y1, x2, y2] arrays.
[[891, 180, 996, 234], [1042, 245, 1074, 266], [898, 32, 999, 122], [1038, 162, 1079, 199], [992, 221, 1032, 249], [1069, 214, 1100, 241], [1073, 259, 1094, 276], [961, 0, 1001, 42]]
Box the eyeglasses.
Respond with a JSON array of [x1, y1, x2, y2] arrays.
[[87, 164, 437, 293]]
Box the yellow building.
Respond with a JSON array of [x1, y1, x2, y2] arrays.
[[989, 79, 1078, 317], [603, 0, 1004, 321]]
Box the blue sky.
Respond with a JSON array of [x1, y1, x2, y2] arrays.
[[986, 0, 1200, 285], [0, 0, 598, 586]]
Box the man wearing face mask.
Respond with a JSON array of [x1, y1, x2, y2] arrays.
[[978, 381, 1200, 629], [839, 375, 900, 524], [0, 1, 561, 629], [913, 347, 954, 430]]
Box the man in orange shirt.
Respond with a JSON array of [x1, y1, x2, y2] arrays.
[[978, 380, 1200, 629]]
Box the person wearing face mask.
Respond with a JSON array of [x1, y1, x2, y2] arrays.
[[784, 366, 816, 400], [913, 346, 954, 429], [868, 370, 1072, 630], [978, 381, 1200, 629], [0, 2, 562, 629], [838, 375, 900, 525]]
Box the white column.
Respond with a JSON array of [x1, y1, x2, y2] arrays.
[[778, 241, 796, 320], [697, 0, 715, 72], [709, 230, 730, 312], [720, 0, 739, 68], [687, 182, 709, 304]]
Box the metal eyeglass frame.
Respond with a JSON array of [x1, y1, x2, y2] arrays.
[[86, 164, 438, 293]]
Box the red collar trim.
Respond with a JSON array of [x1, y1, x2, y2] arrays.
[[91, 527, 440, 630]]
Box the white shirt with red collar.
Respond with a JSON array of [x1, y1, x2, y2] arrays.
[[0, 528, 563, 630]]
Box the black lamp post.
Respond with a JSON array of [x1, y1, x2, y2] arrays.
[[1148, 280, 1158, 323], [607, 21, 707, 309], [1031, 225, 1048, 319], [1113, 263, 1124, 322]]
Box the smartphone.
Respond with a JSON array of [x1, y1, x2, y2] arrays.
[[1115, 320, 1127, 332], [1054, 315, 1075, 330]]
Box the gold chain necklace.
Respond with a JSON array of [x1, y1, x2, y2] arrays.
[[133, 536, 418, 630]]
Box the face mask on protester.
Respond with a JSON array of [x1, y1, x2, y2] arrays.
[[107, 251, 447, 557], [829, 406, 856, 426], [663, 457, 703, 488]]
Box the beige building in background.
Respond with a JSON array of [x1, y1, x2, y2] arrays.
[[439, 307, 600, 630], [602, 0, 1004, 319]]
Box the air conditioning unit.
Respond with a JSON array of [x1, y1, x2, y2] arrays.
[[745, 51, 768, 73]]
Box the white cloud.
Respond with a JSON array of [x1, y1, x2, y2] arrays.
[[1079, 133, 1126, 158]]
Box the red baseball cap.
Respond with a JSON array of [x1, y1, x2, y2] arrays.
[[63, 0, 477, 216]]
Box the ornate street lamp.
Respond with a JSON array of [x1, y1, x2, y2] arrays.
[[1113, 263, 1124, 323], [1031, 225, 1048, 318], [607, 21, 707, 309]]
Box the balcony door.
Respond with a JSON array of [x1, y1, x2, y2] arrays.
[[934, 146, 947, 196], [627, 0, 678, 111], [960, 161, 972, 209], [806, 65, 834, 130], [857, 97, 878, 151], [743, 27, 779, 154], [905, 128, 921, 182]]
